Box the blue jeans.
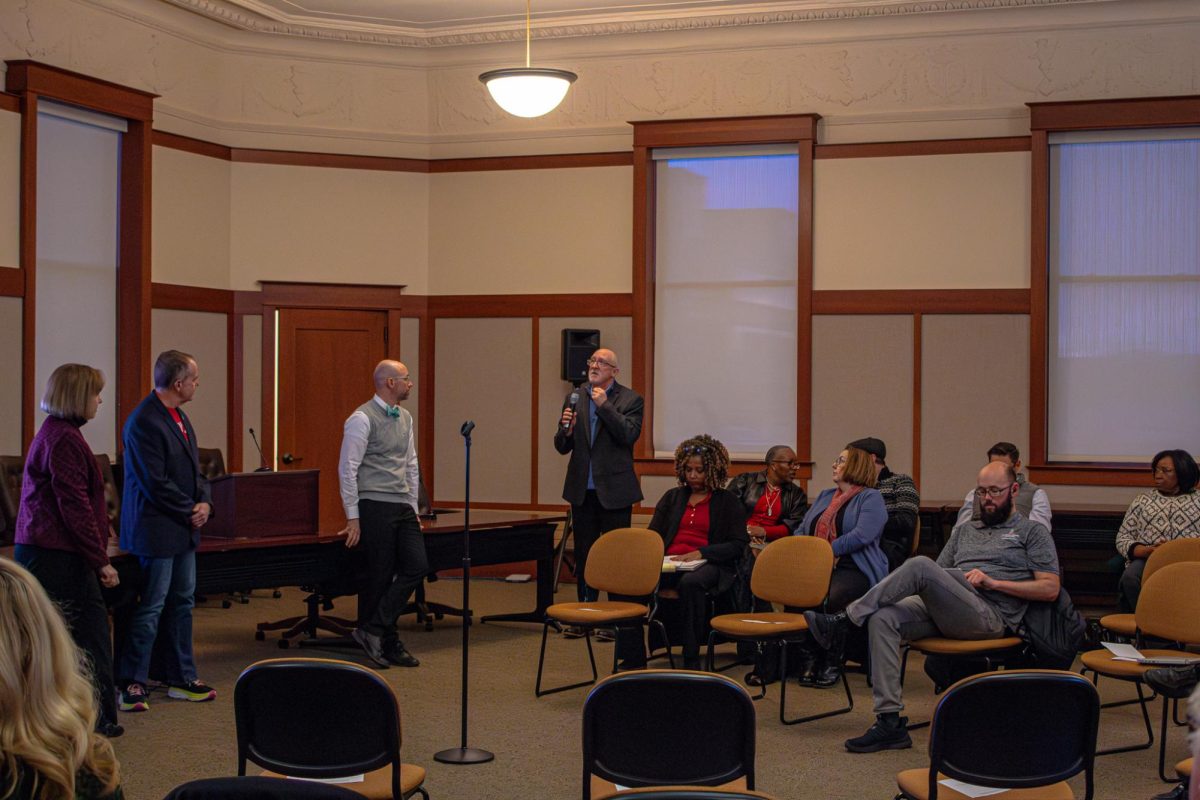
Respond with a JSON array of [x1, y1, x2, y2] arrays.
[[118, 550, 198, 686]]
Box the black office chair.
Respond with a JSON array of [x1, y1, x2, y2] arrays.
[[163, 776, 366, 800], [594, 790, 777, 800], [582, 670, 756, 800], [235, 658, 429, 800], [894, 669, 1100, 800], [0, 455, 24, 543]]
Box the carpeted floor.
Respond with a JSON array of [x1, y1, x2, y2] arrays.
[[110, 579, 1190, 800]]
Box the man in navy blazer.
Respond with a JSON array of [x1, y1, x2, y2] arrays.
[[117, 350, 216, 713], [554, 348, 643, 605]]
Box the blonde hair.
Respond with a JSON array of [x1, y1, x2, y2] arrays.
[[840, 447, 878, 489], [40, 365, 104, 421], [0, 559, 120, 800]]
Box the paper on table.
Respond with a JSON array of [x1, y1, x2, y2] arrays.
[[937, 778, 1009, 797]]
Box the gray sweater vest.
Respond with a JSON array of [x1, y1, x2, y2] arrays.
[[356, 400, 415, 504]]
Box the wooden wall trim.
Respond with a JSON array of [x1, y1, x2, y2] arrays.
[[632, 114, 820, 148], [152, 130, 231, 161], [261, 307, 276, 469], [1029, 95, 1200, 132], [1029, 131, 1050, 468], [227, 313, 242, 472], [796, 142, 814, 466], [0, 269, 21, 297], [418, 315, 435, 498], [812, 289, 1031, 315], [5, 60, 156, 121], [1028, 465, 1154, 487], [117, 119, 153, 447], [259, 282, 409, 311], [815, 136, 1031, 159], [631, 145, 653, 460], [230, 148, 429, 173], [430, 152, 632, 172], [151, 282, 235, 314], [0, 93, 17, 113], [234, 290, 265, 316], [427, 293, 632, 318]]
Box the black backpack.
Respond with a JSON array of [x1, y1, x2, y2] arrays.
[[1019, 588, 1087, 670]]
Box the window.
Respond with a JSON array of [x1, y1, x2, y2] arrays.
[[652, 147, 799, 457], [1046, 129, 1200, 462]]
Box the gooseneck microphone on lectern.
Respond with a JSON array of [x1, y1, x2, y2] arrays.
[[248, 428, 271, 471]]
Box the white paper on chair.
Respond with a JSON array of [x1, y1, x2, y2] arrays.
[[937, 778, 1009, 797], [1102, 641, 1146, 661], [739, 619, 788, 624], [286, 775, 366, 784]]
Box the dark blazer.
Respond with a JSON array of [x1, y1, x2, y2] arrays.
[[649, 486, 749, 567], [119, 392, 212, 558], [554, 381, 643, 509], [725, 469, 809, 537]]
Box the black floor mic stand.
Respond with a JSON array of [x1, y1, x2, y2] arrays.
[[434, 420, 494, 765]]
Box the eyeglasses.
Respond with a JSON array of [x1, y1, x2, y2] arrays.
[[974, 485, 1013, 498], [1153, 465, 1175, 475], [769, 459, 797, 467], [833, 456, 847, 466], [587, 358, 615, 369]]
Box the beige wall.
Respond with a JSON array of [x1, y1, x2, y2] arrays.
[[151, 309, 228, 457], [152, 146, 231, 289], [229, 163, 429, 292], [398, 317, 420, 448], [428, 167, 631, 295], [536, 317, 633, 506], [0, 298, 21, 454], [814, 152, 1030, 290], [433, 318, 531, 503], [811, 316, 915, 491], [242, 315, 262, 472], [0, 109, 18, 268]]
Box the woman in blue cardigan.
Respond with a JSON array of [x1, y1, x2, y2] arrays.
[[797, 445, 889, 686]]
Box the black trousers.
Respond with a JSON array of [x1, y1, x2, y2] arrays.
[[357, 500, 428, 647], [15, 544, 118, 727], [570, 490, 632, 602]]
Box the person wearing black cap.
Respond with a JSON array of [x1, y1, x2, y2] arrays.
[[848, 437, 919, 571]]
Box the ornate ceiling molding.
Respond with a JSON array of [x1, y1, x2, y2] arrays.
[[161, 0, 1116, 49]]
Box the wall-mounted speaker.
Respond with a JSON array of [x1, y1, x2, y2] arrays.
[[561, 329, 600, 384]]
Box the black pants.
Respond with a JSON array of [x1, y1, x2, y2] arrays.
[[1118, 558, 1148, 613], [570, 491, 632, 602], [357, 500, 428, 648], [15, 544, 118, 727]]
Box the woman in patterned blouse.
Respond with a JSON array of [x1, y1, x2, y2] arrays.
[[1114, 449, 1200, 611]]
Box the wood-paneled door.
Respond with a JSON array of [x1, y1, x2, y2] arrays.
[[276, 308, 387, 533]]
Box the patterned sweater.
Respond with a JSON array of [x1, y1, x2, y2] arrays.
[[1115, 489, 1200, 562], [877, 466, 920, 551]]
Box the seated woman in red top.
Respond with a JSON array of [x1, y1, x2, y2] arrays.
[[649, 434, 749, 670], [14, 364, 122, 738]]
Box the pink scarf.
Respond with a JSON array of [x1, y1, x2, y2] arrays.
[[814, 485, 863, 542]]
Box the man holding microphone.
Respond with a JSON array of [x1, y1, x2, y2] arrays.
[[554, 349, 644, 611]]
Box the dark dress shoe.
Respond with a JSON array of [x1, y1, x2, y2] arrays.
[[1150, 782, 1188, 800], [384, 645, 420, 668], [97, 722, 125, 739], [1144, 664, 1200, 699], [810, 663, 842, 688], [351, 628, 390, 669]]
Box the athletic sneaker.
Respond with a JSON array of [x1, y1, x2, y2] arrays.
[[119, 682, 150, 713], [167, 680, 217, 702], [845, 714, 912, 753]]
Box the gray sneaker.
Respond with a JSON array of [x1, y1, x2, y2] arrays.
[[352, 628, 390, 669]]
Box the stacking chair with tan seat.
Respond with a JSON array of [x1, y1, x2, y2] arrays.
[[595, 789, 777, 800], [234, 658, 429, 800], [1098, 538, 1200, 641], [894, 669, 1099, 800], [1079, 561, 1200, 782], [582, 670, 756, 800], [536, 527, 671, 696], [705, 536, 851, 725]]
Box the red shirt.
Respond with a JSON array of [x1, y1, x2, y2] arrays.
[[668, 494, 711, 556], [746, 487, 790, 540], [168, 406, 189, 441], [14, 416, 111, 569]]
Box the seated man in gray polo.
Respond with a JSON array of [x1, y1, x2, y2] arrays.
[[805, 460, 1060, 754], [954, 441, 1052, 531]]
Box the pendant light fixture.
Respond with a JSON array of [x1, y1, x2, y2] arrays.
[[479, 0, 577, 118]]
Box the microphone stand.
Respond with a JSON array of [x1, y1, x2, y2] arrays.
[[434, 420, 494, 765]]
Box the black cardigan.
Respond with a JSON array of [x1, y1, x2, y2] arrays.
[[648, 486, 749, 566]]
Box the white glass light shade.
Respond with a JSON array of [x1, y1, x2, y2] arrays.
[[479, 68, 576, 118]]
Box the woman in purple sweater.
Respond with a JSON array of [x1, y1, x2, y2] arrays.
[[14, 364, 122, 738]]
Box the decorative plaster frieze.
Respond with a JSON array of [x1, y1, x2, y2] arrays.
[[161, 0, 1116, 48]]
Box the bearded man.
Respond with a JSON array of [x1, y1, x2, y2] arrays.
[[803, 460, 1061, 753]]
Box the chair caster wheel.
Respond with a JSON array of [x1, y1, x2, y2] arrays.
[[255, 631, 265, 641], [273, 590, 282, 598]]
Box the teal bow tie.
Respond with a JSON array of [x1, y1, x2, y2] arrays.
[[386, 405, 401, 418]]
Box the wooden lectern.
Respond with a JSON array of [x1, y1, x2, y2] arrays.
[[205, 470, 319, 539]]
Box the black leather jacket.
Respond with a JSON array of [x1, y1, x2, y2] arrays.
[[725, 470, 809, 537]]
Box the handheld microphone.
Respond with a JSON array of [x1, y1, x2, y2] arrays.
[[248, 427, 271, 471], [562, 390, 580, 430]]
